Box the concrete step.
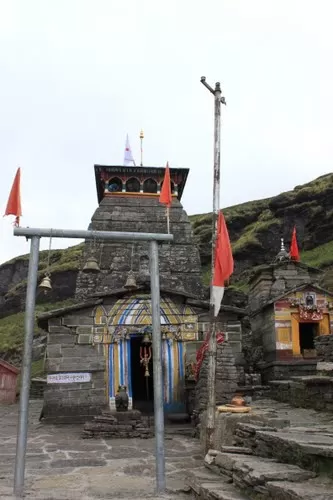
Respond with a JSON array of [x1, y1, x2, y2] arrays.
[[235, 423, 333, 477]]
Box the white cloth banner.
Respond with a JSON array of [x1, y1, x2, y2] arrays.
[[124, 134, 136, 166], [211, 285, 225, 317]]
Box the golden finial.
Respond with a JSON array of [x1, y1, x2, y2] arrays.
[[140, 130, 144, 166]]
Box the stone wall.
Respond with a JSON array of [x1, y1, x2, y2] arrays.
[[194, 342, 238, 413], [250, 308, 275, 366], [259, 360, 317, 382], [43, 309, 106, 423], [315, 334, 333, 362], [269, 377, 333, 412], [75, 196, 204, 300]]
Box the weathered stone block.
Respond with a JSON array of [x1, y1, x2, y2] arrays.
[[48, 318, 62, 327], [61, 345, 98, 358], [48, 333, 75, 345], [47, 345, 62, 358], [49, 326, 72, 333], [63, 316, 94, 326]]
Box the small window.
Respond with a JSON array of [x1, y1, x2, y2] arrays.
[[108, 177, 122, 192], [143, 178, 157, 193], [126, 177, 140, 193]]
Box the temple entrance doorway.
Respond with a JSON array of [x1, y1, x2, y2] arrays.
[[130, 336, 154, 414], [299, 322, 318, 356]]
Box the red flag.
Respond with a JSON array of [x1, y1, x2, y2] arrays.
[[4, 168, 22, 227], [211, 211, 234, 316], [159, 162, 172, 207], [290, 226, 300, 261]]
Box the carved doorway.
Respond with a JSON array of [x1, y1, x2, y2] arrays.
[[299, 322, 318, 357], [130, 336, 154, 414]]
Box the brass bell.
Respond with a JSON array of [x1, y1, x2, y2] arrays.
[[124, 270, 137, 289], [39, 274, 52, 292], [142, 332, 151, 344], [82, 256, 100, 273]]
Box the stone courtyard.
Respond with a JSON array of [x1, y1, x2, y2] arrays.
[[0, 400, 202, 499], [2, 399, 333, 499]]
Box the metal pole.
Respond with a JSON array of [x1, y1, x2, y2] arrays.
[[149, 240, 166, 493], [14, 236, 40, 497], [14, 227, 173, 242], [200, 77, 226, 452]]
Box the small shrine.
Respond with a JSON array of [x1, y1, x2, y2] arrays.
[[248, 238, 333, 381]]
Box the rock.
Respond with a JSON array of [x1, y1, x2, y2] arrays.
[[204, 453, 215, 465]]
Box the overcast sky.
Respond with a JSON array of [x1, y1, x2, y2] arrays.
[[1, 0, 332, 264]]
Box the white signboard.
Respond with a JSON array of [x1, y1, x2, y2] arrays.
[[47, 373, 92, 384]]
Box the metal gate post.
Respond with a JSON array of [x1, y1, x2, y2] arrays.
[[14, 236, 40, 497], [149, 240, 166, 493]]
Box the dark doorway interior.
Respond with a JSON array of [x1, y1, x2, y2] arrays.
[[130, 336, 154, 413], [299, 322, 318, 354]]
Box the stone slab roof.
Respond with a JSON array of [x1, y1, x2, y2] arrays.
[[37, 286, 246, 329]]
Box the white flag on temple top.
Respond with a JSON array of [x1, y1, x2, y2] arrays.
[[123, 134, 136, 166]]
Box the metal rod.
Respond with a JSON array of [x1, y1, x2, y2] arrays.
[[149, 240, 166, 493], [14, 236, 40, 497], [201, 78, 225, 453], [14, 227, 173, 242]]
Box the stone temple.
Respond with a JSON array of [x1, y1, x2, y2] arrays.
[[38, 164, 245, 422]]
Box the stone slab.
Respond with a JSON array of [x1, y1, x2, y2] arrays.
[[266, 480, 333, 500], [214, 452, 315, 485]]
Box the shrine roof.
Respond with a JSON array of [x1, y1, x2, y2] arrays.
[[0, 359, 20, 374], [250, 282, 333, 316], [94, 164, 189, 204], [248, 260, 322, 284]]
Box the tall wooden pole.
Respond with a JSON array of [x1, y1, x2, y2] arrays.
[[200, 77, 226, 452]]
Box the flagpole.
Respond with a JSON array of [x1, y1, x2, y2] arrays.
[[166, 207, 170, 234], [200, 76, 226, 453], [140, 130, 144, 166]]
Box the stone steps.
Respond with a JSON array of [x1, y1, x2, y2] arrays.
[[186, 467, 251, 500], [187, 451, 333, 499], [234, 422, 333, 478]]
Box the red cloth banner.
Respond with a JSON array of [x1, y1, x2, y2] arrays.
[[194, 331, 225, 382]]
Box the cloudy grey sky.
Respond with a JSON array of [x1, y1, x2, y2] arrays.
[[1, 0, 332, 264]]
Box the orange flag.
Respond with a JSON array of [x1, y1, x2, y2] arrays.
[[290, 226, 300, 261], [4, 168, 22, 227], [211, 211, 234, 316], [159, 162, 172, 207]]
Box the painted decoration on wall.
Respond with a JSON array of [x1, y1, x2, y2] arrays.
[[104, 295, 198, 341]]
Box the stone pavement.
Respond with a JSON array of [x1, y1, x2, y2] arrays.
[[0, 400, 202, 499]]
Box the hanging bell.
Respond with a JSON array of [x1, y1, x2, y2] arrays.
[[82, 256, 100, 273], [39, 274, 52, 292], [142, 332, 151, 344], [124, 270, 137, 289]]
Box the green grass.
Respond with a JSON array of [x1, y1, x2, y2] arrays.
[[0, 299, 77, 354], [232, 219, 281, 254], [5, 244, 83, 297], [302, 241, 333, 269]]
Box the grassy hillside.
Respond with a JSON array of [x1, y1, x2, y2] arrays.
[[190, 173, 333, 289], [1, 173, 333, 366]]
